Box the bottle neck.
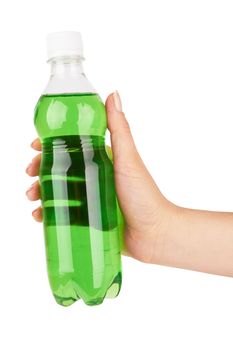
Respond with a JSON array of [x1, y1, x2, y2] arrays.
[[50, 56, 84, 76], [43, 56, 96, 95]]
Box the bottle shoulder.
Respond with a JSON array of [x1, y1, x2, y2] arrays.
[[34, 93, 107, 139]]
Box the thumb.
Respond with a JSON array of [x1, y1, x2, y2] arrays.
[[105, 91, 141, 169]]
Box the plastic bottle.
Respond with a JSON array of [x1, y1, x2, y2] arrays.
[[34, 31, 122, 306]]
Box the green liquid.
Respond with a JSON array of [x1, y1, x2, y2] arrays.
[[34, 94, 122, 306]]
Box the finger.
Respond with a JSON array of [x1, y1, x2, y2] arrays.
[[26, 180, 40, 201], [31, 138, 41, 151], [26, 153, 41, 176], [105, 91, 142, 168], [32, 207, 43, 222]]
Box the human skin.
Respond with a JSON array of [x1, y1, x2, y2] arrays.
[[26, 91, 233, 277]]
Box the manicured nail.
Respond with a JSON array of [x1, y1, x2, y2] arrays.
[[113, 90, 122, 112]]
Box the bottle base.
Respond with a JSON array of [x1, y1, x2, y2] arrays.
[[52, 272, 122, 307]]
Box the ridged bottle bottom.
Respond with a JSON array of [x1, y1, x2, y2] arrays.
[[44, 224, 122, 307], [52, 271, 122, 307]]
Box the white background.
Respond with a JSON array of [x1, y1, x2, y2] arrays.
[[0, 0, 233, 349]]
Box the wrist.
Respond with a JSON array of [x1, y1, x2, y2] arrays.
[[150, 200, 185, 265]]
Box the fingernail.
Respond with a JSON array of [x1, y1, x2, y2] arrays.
[[26, 191, 33, 200], [31, 140, 36, 148], [26, 184, 34, 197], [26, 164, 32, 173], [32, 209, 37, 217], [113, 90, 122, 112]]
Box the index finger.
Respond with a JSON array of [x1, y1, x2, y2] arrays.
[[31, 138, 41, 151]]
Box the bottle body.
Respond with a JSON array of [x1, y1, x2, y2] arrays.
[[34, 93, 122, 306]]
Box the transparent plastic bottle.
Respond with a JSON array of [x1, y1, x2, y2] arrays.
[[34, 32, 122, 306]]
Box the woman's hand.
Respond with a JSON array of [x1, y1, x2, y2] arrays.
[[27, 91, 233, 276]]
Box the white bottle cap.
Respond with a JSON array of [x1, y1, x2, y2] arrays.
[[46, 31, 84, 61]]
